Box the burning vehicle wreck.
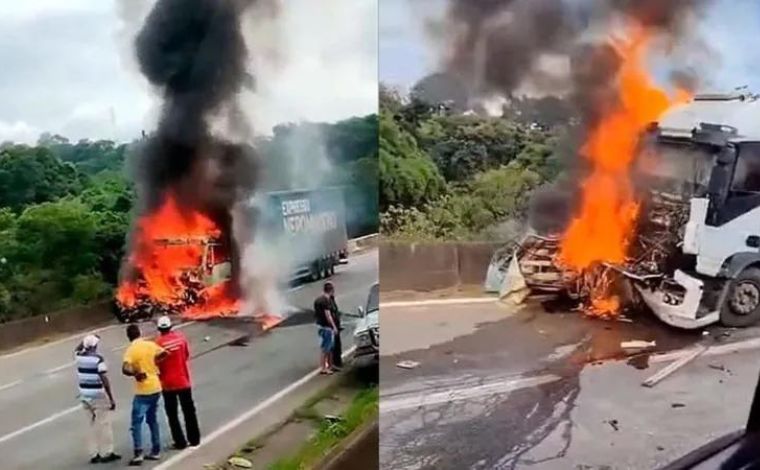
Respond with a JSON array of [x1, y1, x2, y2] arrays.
[[493, 92, 760, 329]]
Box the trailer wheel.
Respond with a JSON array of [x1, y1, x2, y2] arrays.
[[310, 262, 321, 282], [328, 257, 336, 276], [721, 267, 760, 327]]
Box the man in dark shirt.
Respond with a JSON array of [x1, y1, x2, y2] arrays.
[[329, 292, 343, 370], [314, 282, 338, 374]]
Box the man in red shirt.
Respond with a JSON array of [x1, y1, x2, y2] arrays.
[[155, 316, 201, 449]]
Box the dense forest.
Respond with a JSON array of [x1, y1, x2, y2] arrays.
[[379, 84, 574, 241], [0, 116, 378, 322]]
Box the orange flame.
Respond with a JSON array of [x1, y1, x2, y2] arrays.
[[116, 192, 240, 319], [559, 28, 690, 316]]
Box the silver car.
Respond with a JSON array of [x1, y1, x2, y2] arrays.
[[352, 282, 379, 367]]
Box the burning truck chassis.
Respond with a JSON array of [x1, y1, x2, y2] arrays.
[[493, 92, 760, 330]]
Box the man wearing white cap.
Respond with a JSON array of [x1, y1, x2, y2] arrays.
[[155, 315, 200, 448], [75, 334, 121, 464]]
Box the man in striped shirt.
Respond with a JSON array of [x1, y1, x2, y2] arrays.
[[75, 334, 121, 464]]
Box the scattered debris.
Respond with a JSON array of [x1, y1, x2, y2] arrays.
[[606, 419, 620, 431], [204, 336, 211, 342], [671, 403, 686, 408], [228, 456, 253, 468], [702, 331, 709, 336], [708, 363, 733, 375], [642, 345, 708, 388], [617, 316, 633, 323], [396, 360, 420, 370], [657, 446, 665, 451], [323, 414, 343, 423], [627, 354, 650, 370], [621, 340, 656, 350]]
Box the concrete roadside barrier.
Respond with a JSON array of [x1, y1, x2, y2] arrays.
[[0, 301, 112, 354], [380, 241, 502, 291]]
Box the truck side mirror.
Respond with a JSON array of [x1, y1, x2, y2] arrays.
[[357, 306, 365, 317]]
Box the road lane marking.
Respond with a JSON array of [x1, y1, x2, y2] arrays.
[[0, 404, 80, 446], [153, 345, 358, 470], [381, 297, 498, 308], [650, 337, 760, 365], [0, 380, 22, 392], [43, 361, 75, 375], [382, 374, 560, 413], [0, 255, 375, 390], [0, 245, 376, 363], [0, 323, 123, 361]]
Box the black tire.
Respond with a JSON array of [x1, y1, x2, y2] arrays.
[[310, 262, 321, 282], [721, 267, 760, 327], [328, 257, 336, 276]]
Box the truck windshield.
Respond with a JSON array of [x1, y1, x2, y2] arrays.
[[634, 139, 716, 195]]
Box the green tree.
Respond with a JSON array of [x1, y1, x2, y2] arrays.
[[0, 145, 88, 211], [379, 111, 444, 209], [13, 200, 99, 281]]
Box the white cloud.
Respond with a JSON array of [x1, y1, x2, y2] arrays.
[[243, 0, 378, 134], [0, 120, 41, 144], [0, 0, 378, 143]]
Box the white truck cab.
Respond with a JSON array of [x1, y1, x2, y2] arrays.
[[634, 93, 760, 328], [495, 92, 760, 329]]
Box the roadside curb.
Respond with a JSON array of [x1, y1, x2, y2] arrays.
[[156, 347, 358, 469], [316, 417, 379, 470]]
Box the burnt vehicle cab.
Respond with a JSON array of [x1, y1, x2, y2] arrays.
[[494, 92, 760, 329], [114, 236, 231, 323], [629, 92, 760, 328]]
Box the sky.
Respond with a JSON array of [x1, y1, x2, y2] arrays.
[[380, 0, 760, 95], [0, 0, 378, 144]]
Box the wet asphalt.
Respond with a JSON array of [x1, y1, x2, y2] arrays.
[[380, 298, 760, 470]]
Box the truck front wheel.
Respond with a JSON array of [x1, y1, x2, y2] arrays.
[[310, 262, 321, 282], [721, 267, 760, 327]]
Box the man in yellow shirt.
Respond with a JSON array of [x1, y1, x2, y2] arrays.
[[122, 324, 167, 466]]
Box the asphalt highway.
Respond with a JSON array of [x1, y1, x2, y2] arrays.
[[0, 249, 377, 469]]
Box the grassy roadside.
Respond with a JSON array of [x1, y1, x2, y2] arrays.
[[217, 369, 378, 470], [269, 387, 378, 470]]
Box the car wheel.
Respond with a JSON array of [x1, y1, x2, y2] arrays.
[[721, 267, 760, 327]]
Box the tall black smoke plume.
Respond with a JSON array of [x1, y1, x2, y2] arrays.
[[431, 0, 711, 234], [123, 0, 264, 292], [439, 0, 710, 124]]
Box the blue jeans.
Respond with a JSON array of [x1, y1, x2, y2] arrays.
[[131, 393, 161, 455], [318, 327, 334, 353]]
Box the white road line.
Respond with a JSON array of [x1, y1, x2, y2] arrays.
[[0, 245, 376, 363], [649, 337, 760, 365], [0, 404, 80, 446], [382, 374, 560, 413], [0, 323, 122, 362], [0, 380, 22, 392], [43, 361, 75, 375], [153, 345, 358, 470], [381, 297, 498, 308]]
